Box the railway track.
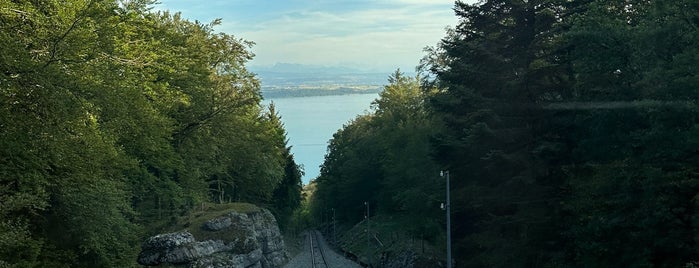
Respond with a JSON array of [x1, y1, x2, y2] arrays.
[[309, 230, 329, 268]]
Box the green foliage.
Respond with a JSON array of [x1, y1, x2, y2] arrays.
[[560, 1, 699, 266], [313, 0, 699, 267], [421, 0, 576, 266], [420, 0, 699, 266], [312, 71, 443, 254], [0, 0, 300, 266], [270, 146, 304, 231], [168, 202, 262, 242]]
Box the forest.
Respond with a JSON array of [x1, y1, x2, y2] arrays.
[[311, 0, 699, 267], [0, 0, 302, 267], [3, 0, 699, 267]]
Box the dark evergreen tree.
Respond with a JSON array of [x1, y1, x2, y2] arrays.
[[268, 103, 304, 231], [422, 0, 578, 265], [562, 1, 699, 266]]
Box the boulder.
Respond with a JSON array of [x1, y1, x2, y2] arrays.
[[203, 217, 233, 231], [137, 206, 288, 268]]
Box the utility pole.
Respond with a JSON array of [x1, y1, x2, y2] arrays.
[[441, 170, 452, 268], [365, 201, 370, 267]]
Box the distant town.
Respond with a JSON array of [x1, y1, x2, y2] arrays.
[[251, 63, 405, 98], [261, 85, 381, 98]]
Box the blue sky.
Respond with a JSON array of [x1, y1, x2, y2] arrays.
[[155, 0, 474, 72]]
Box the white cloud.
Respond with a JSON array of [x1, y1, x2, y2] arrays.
[[156, 0, 470, 71], [220, 3, 458, 71]]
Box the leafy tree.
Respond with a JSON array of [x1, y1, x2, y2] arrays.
[[370, 71, 443, 234], [313, 70, 443, 241], [0, 0, 300, 266], [1, 1, 142, 265], [314, 114, 383, 223]]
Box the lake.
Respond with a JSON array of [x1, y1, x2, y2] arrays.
[[263, 93, 378, 184]]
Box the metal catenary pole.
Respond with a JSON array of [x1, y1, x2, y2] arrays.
[[442, 170, 452, 268]]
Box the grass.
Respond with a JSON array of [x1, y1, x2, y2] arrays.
[[337, 214, 445, 266], [168, 202, 262, 242], [282, 231, 304, 257]]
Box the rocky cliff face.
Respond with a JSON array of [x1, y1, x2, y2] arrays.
[[138, 207, 288, 268]]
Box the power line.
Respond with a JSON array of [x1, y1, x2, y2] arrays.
[[293, 143, 327, 147]]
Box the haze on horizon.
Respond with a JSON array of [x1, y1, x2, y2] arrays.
[[155, 0, 475, 72]]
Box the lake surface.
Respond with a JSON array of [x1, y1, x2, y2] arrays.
[[263, 93, 378, 184]]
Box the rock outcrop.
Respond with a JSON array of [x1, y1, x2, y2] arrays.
[[138, 207, 288, 268]]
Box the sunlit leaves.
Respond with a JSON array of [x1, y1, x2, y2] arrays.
[[0, 0, 297, 266]]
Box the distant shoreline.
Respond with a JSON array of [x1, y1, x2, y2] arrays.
[[261, 87, 382, 99]]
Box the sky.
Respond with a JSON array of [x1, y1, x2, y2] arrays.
[[154, 0, 472, 72]]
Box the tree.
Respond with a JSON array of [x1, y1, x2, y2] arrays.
[[312, 70, 443, 242], [1, 1, 142, 265], [266, 103, 304, 231], [314, 114, 383, 223], [561, 1, 699, 266], [421, 0, 699, 266], [0, 0, 300, 266], [422, 0, 578, 265]]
